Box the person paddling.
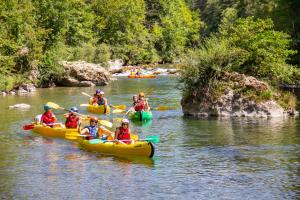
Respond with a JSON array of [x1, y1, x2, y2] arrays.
[[127, 94, 140, 113], [91, 90, 108, 113], [64, 107, 80, 129], [114, 118, 133, 144], [80, 117, 113, 140], [134, 92, 150, 111], [41, 105, 57, 127], [90, 89, 100, 105]]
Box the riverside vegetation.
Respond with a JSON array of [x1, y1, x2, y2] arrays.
[[1, 0, 300, 112]]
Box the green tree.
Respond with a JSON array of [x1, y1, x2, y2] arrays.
[[64, 0, 95, 46], [0, 0, 47, 90], [91, 0, 155, 64], [219, 17, 297, 82], [149, 0, 203, 62]]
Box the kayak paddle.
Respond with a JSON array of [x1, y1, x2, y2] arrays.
[[81, 92, 93, 98], [110, 105, 126, 110], [82, 92, 126, 112], [89, 135, 160, 144], [112, 108, 125, 114], [154, 106, 177, 111], [22, 124, 35, 130]]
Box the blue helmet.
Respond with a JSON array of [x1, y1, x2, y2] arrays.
[[44, 104, 52, 111], [70, 107, 78, 113], [95, 89, 101, 94]]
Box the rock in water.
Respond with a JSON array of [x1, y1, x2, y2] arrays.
[[8, 103, 31, 109]]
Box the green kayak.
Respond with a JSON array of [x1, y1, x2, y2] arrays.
[[128, 111, 153, 121]]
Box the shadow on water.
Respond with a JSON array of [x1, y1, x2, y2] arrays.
[[180, 116, 300, 146], [131, 119, 153, 127]]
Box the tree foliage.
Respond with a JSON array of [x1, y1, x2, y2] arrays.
[[181, 16, 299, 98]]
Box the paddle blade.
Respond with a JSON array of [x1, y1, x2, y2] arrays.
[[111, 105, 126, 110], [145, 135, 160, 144], [82, 92, 92, 98], [22, 124, 35, 130], [79, 116, 112, 128], [46, 102, 61, 109], [112, 109, 124, 114], [80, 104, 90, 107], [112, 118, 123, 123], [98, 120, 112, 128], [155, 106, 177, 111]]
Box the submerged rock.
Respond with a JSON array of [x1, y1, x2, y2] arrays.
[[8, 103, 31, 109]]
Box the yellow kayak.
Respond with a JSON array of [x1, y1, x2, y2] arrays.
[[87, 104, 110, 114], [77, 137, 155, 158], [32, 124, 78, 138]]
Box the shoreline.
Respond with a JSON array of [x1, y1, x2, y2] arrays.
[[0, 65, 180, 96]]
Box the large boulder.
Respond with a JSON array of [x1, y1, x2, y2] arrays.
[[108, 59, 124, 73], [8, 103, 31, 109], [181, 72, 298, 118], [58, 61, 111, 87]]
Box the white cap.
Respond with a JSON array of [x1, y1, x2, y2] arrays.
[[122, 118, 129, 124], [100, 91, 104, 94]]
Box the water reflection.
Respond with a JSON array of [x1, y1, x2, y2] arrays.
[[0, 77, 300, 199], [181, 116, 299, 146], [131, 119, 153, 127]]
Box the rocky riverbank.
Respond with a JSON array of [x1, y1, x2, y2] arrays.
[[0, 84, 36, 96], [181, 72, 298, 118], [55, 61, 111, 87], [108, 60, 180, 76], [1, 60, 112, 95], [0, 60, 180, 96]]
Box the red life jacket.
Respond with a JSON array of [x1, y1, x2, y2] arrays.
[[134, 100, 145, 111], [41, 111, 56, 125], [65, 114, 79, 128], [117, 127, 130, 143]]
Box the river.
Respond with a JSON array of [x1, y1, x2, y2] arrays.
[[0, 76, 299, 199]]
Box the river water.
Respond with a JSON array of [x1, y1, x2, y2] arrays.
[[0, 76, 299, 199]]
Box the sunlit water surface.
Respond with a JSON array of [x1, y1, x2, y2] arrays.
[[0, 76, 299, 199]]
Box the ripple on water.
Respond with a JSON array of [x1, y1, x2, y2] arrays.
[[0, 77, 300, 199]]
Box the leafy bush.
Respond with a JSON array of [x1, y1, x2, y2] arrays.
[[180, 35, 245, 97], [219, 17, 297, 83], [37, 52, 64, 87], [0, 74, 28, 91], [181, 16, 299, 109]]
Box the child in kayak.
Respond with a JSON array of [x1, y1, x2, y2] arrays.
[[64, 107, 80, 129], [91, 90, 109, 113], [41, 104, 57, 127], [80, 117, 113, 140], [114, 118, 133, 144]]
